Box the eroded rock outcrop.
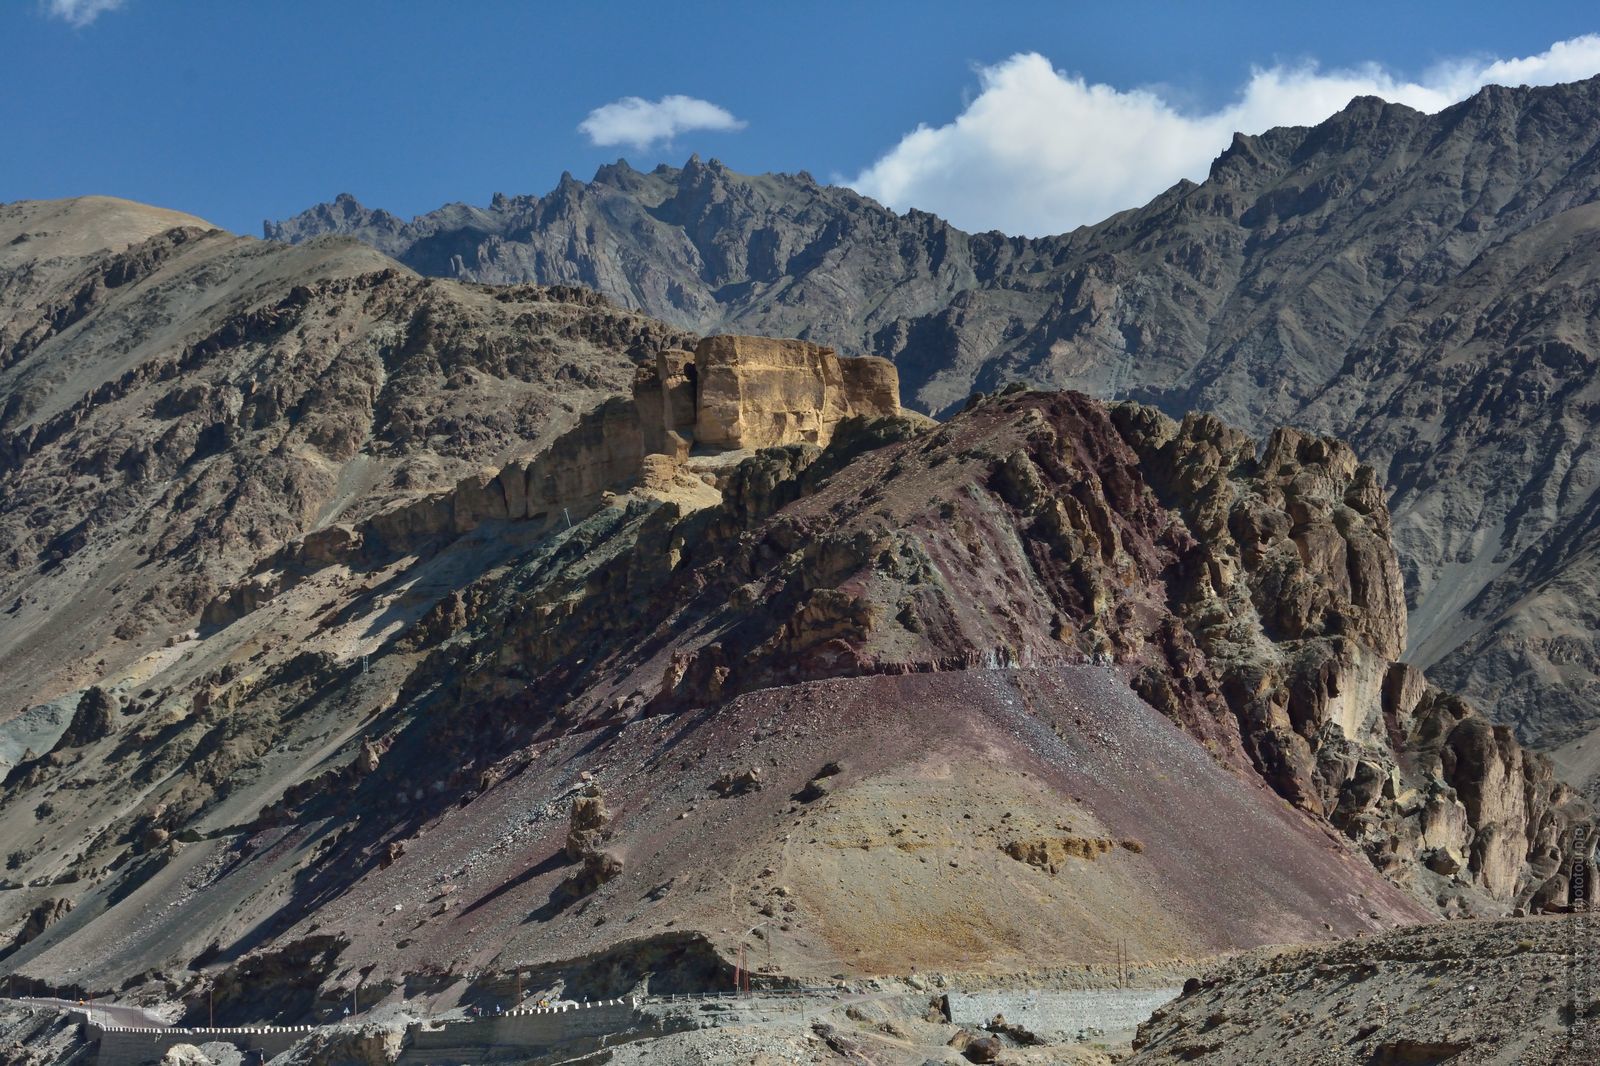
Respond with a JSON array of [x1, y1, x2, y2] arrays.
[[431, 336, 897, 541], [692, 335, 899, 450], [559, 780, 622, 900], [3, 897, 72, 957], [437, 388, 1585, 915], [564, 780, 611, 861], [1109, 406, 1581, 910], [51, 687, 118, 751], [206, 336, 901, 617]]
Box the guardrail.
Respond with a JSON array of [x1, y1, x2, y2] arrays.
[[94, 1024, 317, 1035], [643, 986, 838, 1003], [424, 997, 639, 1026], [87, 1019, 309, 1066]]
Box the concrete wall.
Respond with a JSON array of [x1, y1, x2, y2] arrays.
[[947, 988, 1180, 1042], [399, 999, 643, 1064]]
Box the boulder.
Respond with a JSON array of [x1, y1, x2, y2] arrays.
[[711, 767, 763, 796], [294, 523, 362, 565], [354, 737, 383, 776], [961, 1034, 1002, 1063], [6, 896, 72, 952], [1425, 846, 1465, 876], [564, 782, 611, 860], [53, 686, 118, 750]]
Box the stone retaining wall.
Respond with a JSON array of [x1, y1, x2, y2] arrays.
[[946, 988, 1181, 1042], [398, 999, 644, 1064]]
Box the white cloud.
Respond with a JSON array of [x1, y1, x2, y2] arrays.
[[578, 94, 746, 151], [44, 0, 124, 27], [850, 35, 1600, 237]]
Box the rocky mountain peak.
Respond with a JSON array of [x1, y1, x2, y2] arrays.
[[590, 158, 639, 188]]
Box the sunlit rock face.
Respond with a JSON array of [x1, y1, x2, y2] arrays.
[[690, 335, 899, 450]]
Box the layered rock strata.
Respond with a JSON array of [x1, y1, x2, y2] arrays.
[[205, 335, 900, 609], [408, 387, 1587, 916]]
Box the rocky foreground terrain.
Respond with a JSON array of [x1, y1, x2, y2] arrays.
[[272, 75, 1600, 782], [0, 193, 1591, 1064], [1129, 916, 1599, 1065]]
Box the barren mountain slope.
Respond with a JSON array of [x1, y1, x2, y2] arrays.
[[269, 76, 1600, 758], [0, 324, 1582, 1024], [0, 197, 690, 731], [1128, 916, 1597, 1065]]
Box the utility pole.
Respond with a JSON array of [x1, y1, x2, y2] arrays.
[[209, 987, 215, 1027]]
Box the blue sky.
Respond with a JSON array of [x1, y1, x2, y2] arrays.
[[5, 1, 1599, 236]]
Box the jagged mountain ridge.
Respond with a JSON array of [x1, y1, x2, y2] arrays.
[[267, 75, 1600, 759], [264, 161, 980, 373]]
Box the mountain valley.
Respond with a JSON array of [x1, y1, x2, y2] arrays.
[[0, 65, 1599, 1066]]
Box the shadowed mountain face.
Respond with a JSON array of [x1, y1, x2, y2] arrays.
[[268, 76, 1600, 755]]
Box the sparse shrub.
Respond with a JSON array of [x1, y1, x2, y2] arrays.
[[33, 800, 53, 820]]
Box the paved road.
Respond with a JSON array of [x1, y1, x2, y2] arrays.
[[10, 996, 169, 1028]]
